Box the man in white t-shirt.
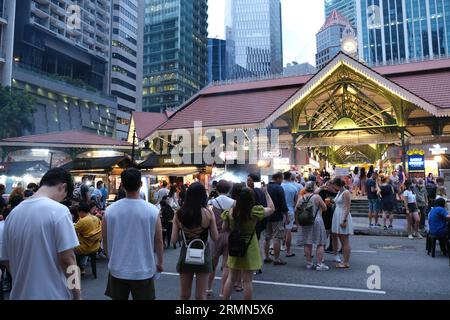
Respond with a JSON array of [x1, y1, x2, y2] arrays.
[[103, 168, 164, 300], [0, 219, 5, 300], [0, 168, 81, 300], [155, 181, 170, 205]]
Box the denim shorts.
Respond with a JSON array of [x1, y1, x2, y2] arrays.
[[368, 199, 381, 213]]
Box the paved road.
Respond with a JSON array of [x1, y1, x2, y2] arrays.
[[80, 234, 450, 300]]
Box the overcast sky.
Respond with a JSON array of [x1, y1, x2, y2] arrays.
[[208, 0, 325, 67]]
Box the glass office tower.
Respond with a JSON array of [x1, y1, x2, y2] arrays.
[[143, 0, 208, 112], [358, 0, 450, 66], [208, 38, 227, 83], [226, 0, 283, 79]]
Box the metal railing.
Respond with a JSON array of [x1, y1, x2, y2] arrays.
[[13, 63, 117, 102]]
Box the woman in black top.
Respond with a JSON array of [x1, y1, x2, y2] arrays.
[[171, 182, 218, 300], [160, 195, 175, 248], [379, 176, 395, 229]]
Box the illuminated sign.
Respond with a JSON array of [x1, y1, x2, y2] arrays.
[[408, 149, 425, 172], [262, 150, 281, 159], [163, 158, 175, 164], [429, 144, 448, 155]]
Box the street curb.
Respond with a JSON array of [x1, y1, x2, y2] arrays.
[[354, 228, 409, 237]]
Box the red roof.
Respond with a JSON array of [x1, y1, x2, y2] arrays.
[[158, 55, 450, 131], [132, 112, 168, 139], [373, 58, 450, 75], [159, 87, 300, 130], [201, 75, 312, 95], [389, 71, 450, 108], [319, 10, 352, 33], [3, 130, 131, 146]]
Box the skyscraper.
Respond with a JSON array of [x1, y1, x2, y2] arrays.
[[142, 0, 208, 113], [110, 0, 144, 140], [226, 0, 283, 79], [0, 0, 16, 87], [325, 0, 357, 28], [207, 38, 227, 83], [12, 0, 117, 136], [316, 10, 355, 69], [357, 0, 450, 66]]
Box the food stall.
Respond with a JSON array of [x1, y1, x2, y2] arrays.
[[139, 154, 211, 188], [60, 155, 135, 199], [0, 161, 49, 193]]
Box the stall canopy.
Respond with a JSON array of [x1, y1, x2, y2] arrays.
[[139, 154, 206, 169], [143, 168, 200, 177], [60, 156, 134, 172], [0, 161, 49, 176]]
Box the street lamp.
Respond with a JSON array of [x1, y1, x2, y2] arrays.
[[131, 128, 137, 164]]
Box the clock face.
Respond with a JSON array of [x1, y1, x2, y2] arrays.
[[342, 38, 357, 55]]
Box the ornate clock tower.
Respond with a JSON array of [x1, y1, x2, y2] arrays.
[[341, 25, 358, 58]]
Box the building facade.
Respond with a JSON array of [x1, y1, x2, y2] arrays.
[[316, 10, 355, 69], [325, 0, 357, 28], [0, 0, 16, 87], [357, 0, 450, 66], [207, 38, 227, 83], [142, 0, 208, 113], [12, 0, 117, 137], [226, 0, 283, 79], [283, 62, 316, 76], [111, 0, 144, 140]]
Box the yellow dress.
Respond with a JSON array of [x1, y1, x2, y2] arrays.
[[221, 205, 265, 271], [75, 215, 102, 255]]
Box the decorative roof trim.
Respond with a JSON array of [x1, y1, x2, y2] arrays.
[[263, 53, 444, 127]]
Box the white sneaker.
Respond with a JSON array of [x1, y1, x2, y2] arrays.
[[306, 262, 315, 270], [408, 234, 414, 239], [334, 255, 342, 263], [280, 244, 286, 251], [416, 233, 423, 239], [316, 263, 330, 271]]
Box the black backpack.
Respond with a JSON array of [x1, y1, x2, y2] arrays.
[[228, 214, 254, 257], [296, 195, 319, 226]]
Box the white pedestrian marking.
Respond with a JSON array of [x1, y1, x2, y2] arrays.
[[352, 250, 377, 254], [161, 272, 386, 295]]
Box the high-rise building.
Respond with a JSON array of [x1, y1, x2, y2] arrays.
[[226, 0, 283, 79], [357, 0, 450, 66], [207, 38, 227, 83], [142, 0, 208, 113], [110, 0, 144, 140], [12, 0, 117, 136], [0, 0, 16, 87], [316, 10, 355, 69], [283, 62, 316, 76], [325, 0, 357, 28]]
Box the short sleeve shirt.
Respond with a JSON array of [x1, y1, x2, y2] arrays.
[[403, 190, 416, 204], [428, 207, 449, 236], [366, 179, 378, 200], [1, 197, 79, 300]]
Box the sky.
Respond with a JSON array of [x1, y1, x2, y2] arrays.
[[208, 0, 325, 67]]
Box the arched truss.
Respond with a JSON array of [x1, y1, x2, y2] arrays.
[[280, 65, 418, 163]]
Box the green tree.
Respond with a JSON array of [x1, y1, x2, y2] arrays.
[[0, 86, 36, 139]]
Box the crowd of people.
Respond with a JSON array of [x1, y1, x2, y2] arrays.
[[0, 165, 449, 300]]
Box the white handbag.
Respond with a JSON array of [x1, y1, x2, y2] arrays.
[[182, 230, 205, 265]]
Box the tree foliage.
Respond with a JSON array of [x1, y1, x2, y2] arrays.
[[0, 86, 36, 139]]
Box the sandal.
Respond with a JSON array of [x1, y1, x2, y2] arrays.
[[273, 259, 287, 266], [286, 253, 296, 258], [335, 263, 350, 269], [233, 285, 244, 292]]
